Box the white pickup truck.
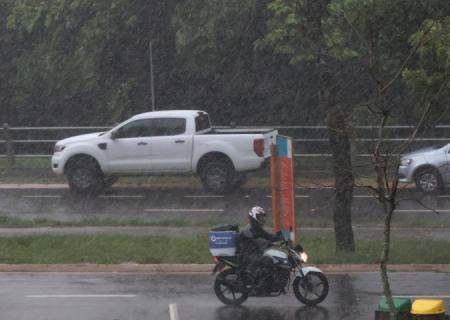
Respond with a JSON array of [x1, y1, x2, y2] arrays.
[[52, 110, 277, 194]]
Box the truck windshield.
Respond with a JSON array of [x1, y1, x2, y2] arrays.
[[195, 113, 211, 132]]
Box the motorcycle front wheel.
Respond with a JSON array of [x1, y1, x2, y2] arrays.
[[214, 269, 248, 305], [293, 272, 329, 306]]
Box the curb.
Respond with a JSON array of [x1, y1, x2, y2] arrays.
[[0, 264, 448, 273]]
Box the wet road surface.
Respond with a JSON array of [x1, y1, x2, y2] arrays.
[[0, 272, 448, 320], [1, 186, 450, 226]]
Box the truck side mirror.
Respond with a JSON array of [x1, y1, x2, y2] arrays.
[[110, 131, 117, 139]]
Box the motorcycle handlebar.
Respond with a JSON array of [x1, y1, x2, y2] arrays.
[[277, 240, 304, 253]]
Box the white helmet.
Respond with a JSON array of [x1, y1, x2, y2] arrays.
[[248, 206, 266, 225]]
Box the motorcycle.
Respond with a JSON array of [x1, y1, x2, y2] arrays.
[[210, 227, 329, 306]]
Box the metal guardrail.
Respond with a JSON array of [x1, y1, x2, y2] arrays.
[[1, 124, 450, 160]]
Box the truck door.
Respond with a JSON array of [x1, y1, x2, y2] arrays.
[[106, 119, 153, 172], [149, 118, 192, 172]]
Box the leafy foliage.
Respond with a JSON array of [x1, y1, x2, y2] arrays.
[[403, 17, 450, 122], [0, 0, 448, 127]]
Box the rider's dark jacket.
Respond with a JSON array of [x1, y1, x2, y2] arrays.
[[238, 219, 281, 266]]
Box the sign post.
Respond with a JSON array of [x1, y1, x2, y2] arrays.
[[271, 135, 296, 242]]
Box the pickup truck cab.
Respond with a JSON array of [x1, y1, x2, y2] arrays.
[[52, 110, 277, 194]]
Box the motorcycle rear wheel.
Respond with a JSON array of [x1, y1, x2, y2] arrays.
[[214, 269, 248, 305], [293, 272, 329, 306]]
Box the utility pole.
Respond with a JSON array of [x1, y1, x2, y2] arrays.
[[149, 40, 156, 111]]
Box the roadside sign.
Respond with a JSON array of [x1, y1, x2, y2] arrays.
[[271, 135, 296, 241]]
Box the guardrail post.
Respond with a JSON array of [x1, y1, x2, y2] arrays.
[[3, 123, 15, 168]]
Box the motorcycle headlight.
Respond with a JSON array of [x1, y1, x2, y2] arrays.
[[400, 159, 412, 167], [54, 144, 66, 153], [300, 252, 308, 263]]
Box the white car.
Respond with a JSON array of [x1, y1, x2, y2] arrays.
[[399, 142, 450, 193], [52, 110, 277, 194]]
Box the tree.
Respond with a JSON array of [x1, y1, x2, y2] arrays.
[[261, 0, 366, 252], [261, 1, 449, 315], [321, 2, 448, 316], [5, 0, 178, 125]]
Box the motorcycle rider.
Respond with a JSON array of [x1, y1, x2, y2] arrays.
[[238, 206, 283, 294]]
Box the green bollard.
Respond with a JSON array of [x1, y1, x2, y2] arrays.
[[375, 297, 412, 320]]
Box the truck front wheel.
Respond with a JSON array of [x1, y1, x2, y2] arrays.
[[200, 162, 233, 194], [66, 162, 105, 195]]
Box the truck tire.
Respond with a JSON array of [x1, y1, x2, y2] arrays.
[[104, 176, 118, 189], [200, 161, 233, 194], [66, 161, 105, 196], [414, 167, 443, 194], [230, 172, 247, 189]]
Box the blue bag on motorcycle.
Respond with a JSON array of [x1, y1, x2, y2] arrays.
[[209, 224, 239, 256]]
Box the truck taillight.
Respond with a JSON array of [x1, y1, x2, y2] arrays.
[[253, 139, 264, 157]]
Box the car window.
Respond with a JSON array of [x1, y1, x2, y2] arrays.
[[114, 119, 153, 138], [150, 118, 186, 136], [115, 118, 186, 138], [195, 113, 211, 132]]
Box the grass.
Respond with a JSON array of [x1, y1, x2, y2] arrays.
[[0, 234, 448, 264], [303, 236, 450, 264], [0, 215, 450, 229]]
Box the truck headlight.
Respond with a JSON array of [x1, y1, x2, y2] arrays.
[[400, 159, 412, 167], [54, 144, 66, 153]]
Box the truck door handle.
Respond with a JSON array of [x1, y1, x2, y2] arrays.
[[137, 142, 148, 146], [175, 140, 185, 144]]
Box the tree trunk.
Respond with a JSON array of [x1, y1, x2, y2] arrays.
[[327, 107, 355, 252], [306, 0, 355, 252]]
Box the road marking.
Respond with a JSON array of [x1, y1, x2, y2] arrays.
[[184, 195, 224, 198], [354, 195, 376, 198], [394, 209, 450, 213], [169, 303, 179, 320], [26, 294, 136, 298], [23, 195, 61, 199], [99, 195, 145, 199], [437, 195, 450, 198], [144, 208, 224, 212]]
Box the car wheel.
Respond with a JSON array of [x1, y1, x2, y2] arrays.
[[67, 163, 105, 195], [104, 176, 118, 189], [200, 161, 233, 194], [415, 168, 443, 193]]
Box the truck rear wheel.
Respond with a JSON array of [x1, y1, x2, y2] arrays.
[[66, 159, 105, 195], [200, 161, 233, 194], [230, 173, 247, 189]]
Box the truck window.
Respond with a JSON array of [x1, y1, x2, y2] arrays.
[[150, 118, 186, 136], [114, 119, 154, 138], [195, 113, 211, 132]]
